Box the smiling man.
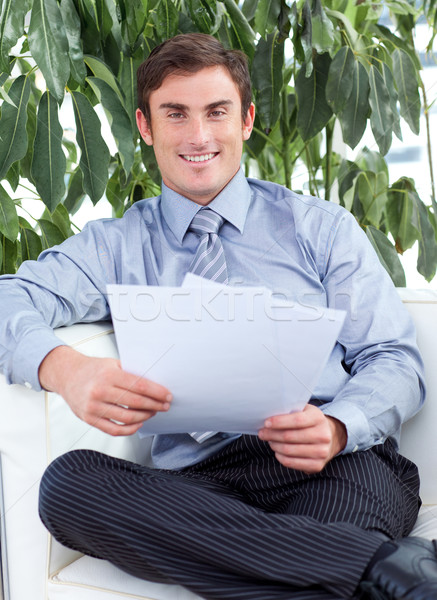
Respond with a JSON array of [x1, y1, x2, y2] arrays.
[[1, 33, 437, 600], [136, 66, 255, 204]]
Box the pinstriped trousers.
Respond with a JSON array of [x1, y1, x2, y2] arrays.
[[39, 435, 421, 600]]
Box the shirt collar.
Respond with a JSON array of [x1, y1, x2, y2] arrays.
[[161, 169, 251, 244]]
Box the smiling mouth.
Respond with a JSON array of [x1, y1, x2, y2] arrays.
[[181, 152, 218, 163]]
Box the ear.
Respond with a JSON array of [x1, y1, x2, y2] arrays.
[[242, 103, 255, 141], [136, 108, 153, 146]]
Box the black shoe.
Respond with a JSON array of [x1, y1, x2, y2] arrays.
[[357, 537, 437, 599]]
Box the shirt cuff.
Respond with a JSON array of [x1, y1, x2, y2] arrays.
[[320, 399, 375, 454], [10, 328, 67, 392]]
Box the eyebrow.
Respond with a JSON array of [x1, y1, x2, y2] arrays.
[[158, 99, 234, 112]]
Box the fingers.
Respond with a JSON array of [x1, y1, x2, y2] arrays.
[[271, 452, 326, 474], [58, 354, 174, 436], [79, 378, 173, 434], [87, 419, 145, 437], [258, 405, 346, 473], [113, 367, 172, 404], [87, 383, 172, 414]]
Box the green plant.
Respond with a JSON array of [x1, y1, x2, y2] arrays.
[[0, 0, 436, 285]]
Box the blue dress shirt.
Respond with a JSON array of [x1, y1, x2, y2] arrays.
[[0, 170, 425, 468]]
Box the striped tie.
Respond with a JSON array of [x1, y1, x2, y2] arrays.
[[188, 208, 228, 284], [188, 208, 228, 442]]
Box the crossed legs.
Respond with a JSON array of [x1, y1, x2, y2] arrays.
[[39, 435, 420, 600]]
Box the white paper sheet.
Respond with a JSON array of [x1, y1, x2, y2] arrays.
[[107, 278, 345, 435]]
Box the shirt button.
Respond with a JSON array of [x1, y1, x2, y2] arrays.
[[24, 381, 32, 389], [352, 445, 359, 452]]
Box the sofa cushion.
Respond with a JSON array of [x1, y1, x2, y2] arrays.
[[48, 504, 437, 600], [50, 555, 200, 600]]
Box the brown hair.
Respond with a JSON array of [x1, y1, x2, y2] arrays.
[[137, 33, 252, 123]]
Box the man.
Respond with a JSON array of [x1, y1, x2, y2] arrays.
[[1, 33, 437, 600]]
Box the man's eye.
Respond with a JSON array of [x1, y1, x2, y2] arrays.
[[210, 110, 224, 117], [169, 113, 184, 119]]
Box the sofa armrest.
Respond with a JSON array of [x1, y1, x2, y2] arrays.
[[398, 289, 437, 505], [0, 322, 151, 599]]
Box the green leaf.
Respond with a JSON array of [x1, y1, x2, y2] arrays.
[[338, 60, 369, 150], [300, 1, 313, 76], [311, 0, 334, 53], [0, 70, 16, 106], [28, 0, 70, 103], [221, 0, 256, 59], [366, 225, 406, 287], [20, 95, 38, 181], [80, 0, 113, 39], [51, 203, 74, 239], [381, 63, 402, 141], [387, 177, 437, 281], [355, 147, 389, 179], [1, 235, 18, 275], [326, 46, 355, 114], [59, 0, 87, 85], [154, 0, 180, 39], [71, 90, 111, 204], [356, 170, 388, 227], [20, 225, 43, 262], [140, 140, 162, 187], [5, 162, 20, 192], [0, 184, 18, 241], [106, 164, 127, 217], [87, 76, 135, 176], [186, 0, 215, 33], [0, 74, 31, 180], [84, 55, 124, 103], [254, 0, 282, 38], [387, 177, 420, 252], [120, 0, 147, 49], [385, 0, 418, 16], [368, 65, 393, 156], [338, 159, 360, 210], [374, 25, 421, 71], [392, 48, 421, 135], [0, 0, 31, 73], [119, 50, 143, 127], [296, 52, 333, 142], [31, 92, 67, 212], [325, 8, 365, 53], [416, 200, 437, 282], [38, 219, 67, 250], [63, 167, 86, 215], [251, 32, 284, 132]]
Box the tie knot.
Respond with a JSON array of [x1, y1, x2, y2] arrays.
[[189, 208, 224, 237]]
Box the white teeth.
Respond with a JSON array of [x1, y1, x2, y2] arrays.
[[183, 153, 216, 162]]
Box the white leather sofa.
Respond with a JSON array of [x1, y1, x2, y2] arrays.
[[1, 288, 436, 600]]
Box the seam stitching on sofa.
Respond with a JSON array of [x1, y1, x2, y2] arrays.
[[48, 576, 157, 599], [70, 329, 115, 349]]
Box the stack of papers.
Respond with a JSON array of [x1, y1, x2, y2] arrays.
[[107, 274, 345, 436]]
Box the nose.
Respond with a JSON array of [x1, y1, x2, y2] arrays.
[[188, 117, 209, 147]]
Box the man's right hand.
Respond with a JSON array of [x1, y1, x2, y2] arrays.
[[38, 345, 172, 436]]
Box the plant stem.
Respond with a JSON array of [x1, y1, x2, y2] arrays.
[[325, 119, 334, 202], [251, 126, 283, 153], [281, 89, 292, 190], [305, 145, 320, 197], [420, 76, 437, 214]]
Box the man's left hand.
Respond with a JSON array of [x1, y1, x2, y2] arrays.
[[258, 404, 347, 474]]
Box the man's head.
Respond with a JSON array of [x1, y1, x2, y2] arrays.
[[137, 33, 252, 124], [135, 34, 255, 205]]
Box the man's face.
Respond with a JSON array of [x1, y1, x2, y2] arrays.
[[136, 66, 255, 205]]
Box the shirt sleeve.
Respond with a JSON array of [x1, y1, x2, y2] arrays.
[[318, 209, 425, 453], [0, 220, 116, 391]]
